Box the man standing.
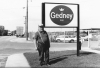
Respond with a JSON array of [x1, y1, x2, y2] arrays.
[[34, 24, 50, 66]]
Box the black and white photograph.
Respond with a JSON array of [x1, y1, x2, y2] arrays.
[[0, 0, 100, 68]]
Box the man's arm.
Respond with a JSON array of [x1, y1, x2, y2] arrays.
[[34, 39, 38, 49], [34, 32, 38, 50]]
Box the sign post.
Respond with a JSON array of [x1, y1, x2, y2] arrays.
[[42, 2, 80, 56]]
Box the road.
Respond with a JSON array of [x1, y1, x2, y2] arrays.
[[0, 36, 88, 55], [0, 36, 35, 67], [0, 36, 88, 67], [0, 36, 34, 54]]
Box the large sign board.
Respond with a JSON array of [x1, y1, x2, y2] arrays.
[[42, 3, 80, 56], [42, 3, 79, 27]]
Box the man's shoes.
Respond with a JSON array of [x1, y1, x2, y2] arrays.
[[45, 62, 50, 66], [46, 64, 50, 66], [40, 62, 50, 66], [40, 63, 43, 66], [40, 61, 45, 66]]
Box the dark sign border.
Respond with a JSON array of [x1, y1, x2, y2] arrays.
[[42, 2, 80, 56]]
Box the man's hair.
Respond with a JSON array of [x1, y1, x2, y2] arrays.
[[38, 24, 44, 28]]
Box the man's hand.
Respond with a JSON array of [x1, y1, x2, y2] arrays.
[[34, 39, 38, 50], [34, 44, 37, 50]]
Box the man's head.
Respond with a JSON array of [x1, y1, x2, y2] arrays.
[[38, 24, 44, 31]]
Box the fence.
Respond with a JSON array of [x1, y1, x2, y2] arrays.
[[89, 34, 100, 48]]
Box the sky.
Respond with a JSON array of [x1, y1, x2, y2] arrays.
[[0, 0, 100, 32]]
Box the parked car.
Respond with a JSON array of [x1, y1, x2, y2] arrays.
[[49, 35, 57, 42], [56, 35, 77, 43]]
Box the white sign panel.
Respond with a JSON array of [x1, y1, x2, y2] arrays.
[[45, 3, 78, 27]]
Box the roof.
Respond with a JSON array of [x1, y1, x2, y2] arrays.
[[80, 28, 100, 30]]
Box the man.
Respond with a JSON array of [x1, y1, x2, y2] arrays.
[[34, 24, 50, 66]]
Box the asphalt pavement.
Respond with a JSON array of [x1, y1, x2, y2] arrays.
[[0, 36, 100, 67]]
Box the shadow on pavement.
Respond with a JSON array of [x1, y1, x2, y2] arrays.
[[24, 50, 96, 67], [49, 51, 95, 65], [80, 51, 95, 56], [49, 55, 68, 65], [24, 51, 73, 67]]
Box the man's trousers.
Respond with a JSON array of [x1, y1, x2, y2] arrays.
[[38, 48, 49, 64]]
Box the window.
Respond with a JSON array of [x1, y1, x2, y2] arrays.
[[65, 36, 68, 38]]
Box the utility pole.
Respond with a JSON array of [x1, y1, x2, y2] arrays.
[[26, 0, 28, 40]]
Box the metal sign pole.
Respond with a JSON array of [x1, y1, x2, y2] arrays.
[[77, 4, 80, 56], [77, 27, 80, 56]]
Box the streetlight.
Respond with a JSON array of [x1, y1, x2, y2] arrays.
[[23, 16, 26, 37], [23, 0, 33, 40]]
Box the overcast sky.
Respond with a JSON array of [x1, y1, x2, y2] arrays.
[[0, 0, 100, 32]]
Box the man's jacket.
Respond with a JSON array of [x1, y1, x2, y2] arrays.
[[35, 30, 50, 50]]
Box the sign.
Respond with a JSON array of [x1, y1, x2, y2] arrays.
[[44, 3, 78, 27], [42, 3, 80, 56], [50, 5, 74, 25]]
